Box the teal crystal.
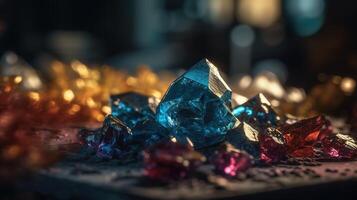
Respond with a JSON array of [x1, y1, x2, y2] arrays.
[[156, 59, 238, 149], [110, 92, 159, 129], [232, 93, 280, 130]]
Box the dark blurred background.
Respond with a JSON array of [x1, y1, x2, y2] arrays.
[[0, 0, 357, 89]]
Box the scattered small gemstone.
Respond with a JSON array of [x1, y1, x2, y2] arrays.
[[321, 133, 357, 159], [143, 140, 206, 182], [210, 143, 253, 177]]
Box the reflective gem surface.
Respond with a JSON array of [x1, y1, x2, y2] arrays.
[[127, 119, 168, 148], [227, 123, 286, 163], [259, 127, 286, 163], [322, 133, 357, 159], [279, 115, 332, 157], [156, 59, 238, 148], [96, 115, 132, 159], [210, 143, 253, 177], [143, 141, 205, 182], [110, 92, 159, 129], [232, 93, 280, 130]]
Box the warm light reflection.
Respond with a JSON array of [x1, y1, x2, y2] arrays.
[[340, 77, 356, 95], [237, 0, 281, 28], [63, 89, 75, 102]]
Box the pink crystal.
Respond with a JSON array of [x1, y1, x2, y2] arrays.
[[322, 133, 357, 159], [211, 145, 253, 177]]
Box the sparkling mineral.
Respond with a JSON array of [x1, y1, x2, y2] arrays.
[[279, 115, 332, 157], [211, 143, 253, 177], [143, 140, 206, 181], [96, 115, 132, 159], [232, 93, 280, 130], [126, 119, 168, 148], [110, 92, 159, 129], [156, 59, 238, 148], [227, 122, 286, 163], [322, 133, 357, 159]]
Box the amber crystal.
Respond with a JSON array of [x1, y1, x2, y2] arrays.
[[279, 115, 332, 157]]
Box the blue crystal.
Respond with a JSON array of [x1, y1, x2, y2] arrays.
[[226, 122, 260, 159], [156, 59, 238, 149], [127, 119, 168, 148], [110, 92, 158, 129], [232, 93, 280, 130], [96, 115, 132, 158], [81, 114, 166, 159]]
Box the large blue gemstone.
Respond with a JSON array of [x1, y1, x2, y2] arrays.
[[156, 59, 238, 149], [232, 93, 280, 130], [110, 92, 159, 129]]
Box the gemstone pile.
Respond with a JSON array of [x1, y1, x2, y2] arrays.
[[79, 58, 357, 181]]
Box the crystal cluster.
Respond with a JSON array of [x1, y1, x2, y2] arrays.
[[79, 58, 357, 181], [226, 123, 286, 163]]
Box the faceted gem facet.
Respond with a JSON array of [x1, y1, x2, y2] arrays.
[[210, 143, 253, 177], [79, 114, 167, 159], [322, 133, 357, 159], [143, 141, 206, 181], [279, 115, 332, 157], [259, 127, 286, 163], [127, 119, 168, 148], [232, 93, 280, 130], [227, 123, 286, 163], [156, 59, 238, 148], [96, 115, 132, 159], [110, 92, 159, 129]]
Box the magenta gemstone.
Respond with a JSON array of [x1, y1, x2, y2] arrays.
[[211, 148, 253, 177], [322, 133, 357, 159], [259, 132, 286, 164], [143, 140, 205, 181]]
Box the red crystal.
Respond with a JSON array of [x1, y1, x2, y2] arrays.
[[143, 140, 205, 182], [322, 134, 357, 159], [279, 115, 332, 157], [259, 128, 286, 163], [211, 144, 253, 177]]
